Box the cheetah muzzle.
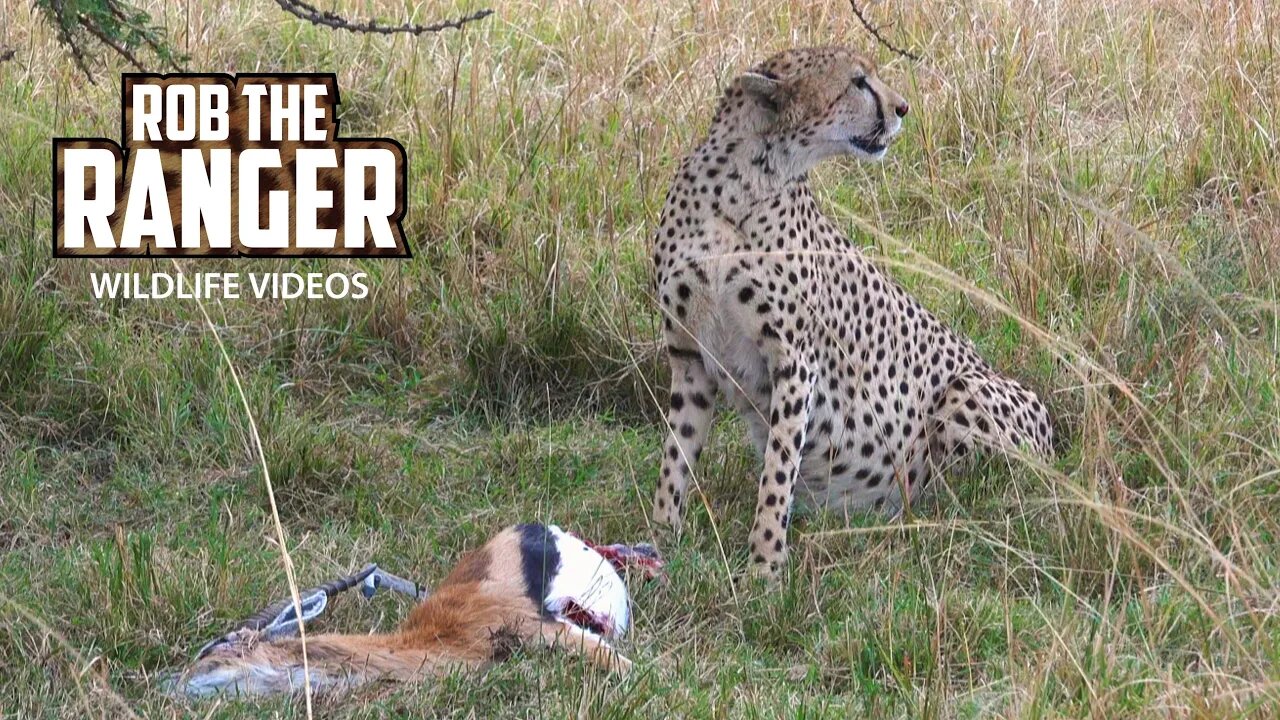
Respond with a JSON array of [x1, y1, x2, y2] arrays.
[[650, 46, 1053, 579]]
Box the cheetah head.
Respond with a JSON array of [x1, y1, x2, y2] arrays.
[[731, 46, 909, 171]]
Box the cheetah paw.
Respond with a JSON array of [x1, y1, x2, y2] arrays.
[[744, 557, 784, 583], [651, 503, 684, 533]]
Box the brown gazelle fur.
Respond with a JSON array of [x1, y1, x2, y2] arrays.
[[179, 526, 631, 696]]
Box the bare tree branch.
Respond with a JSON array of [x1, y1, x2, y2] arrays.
[[849, 0, 921, 61], [275, 1, 494, 36]]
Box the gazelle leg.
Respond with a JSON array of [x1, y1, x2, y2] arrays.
[[539, 620, 633, 675]]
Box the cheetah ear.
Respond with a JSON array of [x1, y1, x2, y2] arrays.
[[739, 71, 783, 100], [741, 72, 792, 114], [735, 70, 793, 123]]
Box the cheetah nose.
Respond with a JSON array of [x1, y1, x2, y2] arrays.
[[895, 102, 910, 118]]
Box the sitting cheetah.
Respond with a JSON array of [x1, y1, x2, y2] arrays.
[[651, 47, 1054, 577]]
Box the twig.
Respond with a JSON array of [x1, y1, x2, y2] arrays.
[[849, 0, 921, 61], [105, 2, 180, 70], [275, 1, 493, 36], [41, 0, 182, 81], [78, 18, 147, 71], [47, 0, 96, 82]]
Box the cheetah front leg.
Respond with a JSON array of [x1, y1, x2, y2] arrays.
[[652, 350, 716, 530], [747, 349, 814, 578]]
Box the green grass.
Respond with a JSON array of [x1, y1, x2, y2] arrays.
[[2, 0, 1279, 717]]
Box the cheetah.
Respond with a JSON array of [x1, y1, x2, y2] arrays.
[[650, 47, 1054, 577]]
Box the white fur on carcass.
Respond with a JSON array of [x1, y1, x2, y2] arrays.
[[541, 525, 630, 639]]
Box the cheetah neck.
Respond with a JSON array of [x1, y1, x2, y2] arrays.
[[679, 131, 812, 227]]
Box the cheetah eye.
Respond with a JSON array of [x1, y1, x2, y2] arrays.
[[851, 76, 870, 92]]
